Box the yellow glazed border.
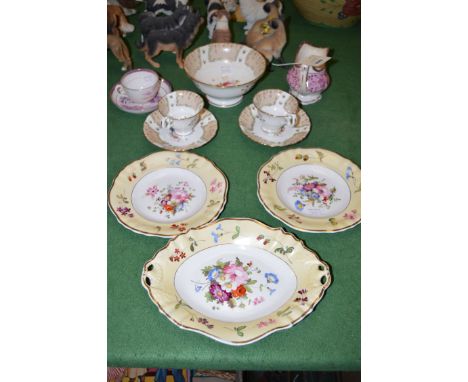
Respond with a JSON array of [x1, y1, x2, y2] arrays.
[[108, 151, 228, 237], [141, 218, 331, 345], [257, 148, 361, 233]]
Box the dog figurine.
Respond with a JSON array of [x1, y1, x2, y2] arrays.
[[206, 0, 232, 41], [246, 9, 286, 63], [239, 0, 282, 33], [139, 6, 190, 41], [138, 8, 204, 69], [107, 4, 135, 36], [107, 5, 133, 70], [145, 0, 190, 16], [210, 9, 232, 42], [205, 0, 238, 13], [107, 0, 143, 16], [108, 34, 132, 71]]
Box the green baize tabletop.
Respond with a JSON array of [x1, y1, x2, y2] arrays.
[[108, 0, 360, 371]]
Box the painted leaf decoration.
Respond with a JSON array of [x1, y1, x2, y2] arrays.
[[232, 225, 240, 239]]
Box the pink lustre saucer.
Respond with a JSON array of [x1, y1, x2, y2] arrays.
[[110, 78, 172, 114]]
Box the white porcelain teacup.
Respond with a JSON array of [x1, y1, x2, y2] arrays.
[[157, 91, 204, 136], [120, 68, 160, 104], [251, 89, 299, 134]]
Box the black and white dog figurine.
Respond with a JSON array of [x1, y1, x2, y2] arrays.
[[206, 0, 224, 39], [146, 0, 190, 16]]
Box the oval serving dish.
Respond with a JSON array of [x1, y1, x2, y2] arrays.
[[142, 218, 331, 345]]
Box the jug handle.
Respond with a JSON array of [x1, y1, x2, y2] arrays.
[[299, 64, 310, 95]]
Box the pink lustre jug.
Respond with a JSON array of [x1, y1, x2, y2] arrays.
[[287, 42, 330, 105]]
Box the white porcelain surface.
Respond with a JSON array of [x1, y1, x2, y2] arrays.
[[121, 69, 160, 103], [158, 91, 204, 136], [239, 105, 311, 147], [174, 243, 297, 323], [144, 109, 218, 151], [252, 89, 299, 134], [250, 105, 296, 134], [184, 43, 267, 108], [276, 164, 351, 218], [131, 168, 207, 223], [110, 78, 172, 114], [290, 89, 322, 105]]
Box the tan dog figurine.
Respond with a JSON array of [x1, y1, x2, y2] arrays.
[[107, 5, 133, 71], [107, 5, 135, 36], [245, 4, 286, 62]]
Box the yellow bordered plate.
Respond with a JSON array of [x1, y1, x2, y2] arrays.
[[108, 151, 228, 237], [141, 218, 331, 346], [257, 148, 361, 233]]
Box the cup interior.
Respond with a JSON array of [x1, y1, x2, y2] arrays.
[[254, 90, 298, 117], [121, 69, 159, 90], [184, 43, 266, 89], [158, 91, 204, 120]]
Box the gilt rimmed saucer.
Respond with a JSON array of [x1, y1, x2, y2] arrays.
[[143, 109, 218, 151], [110, 78, 172, 114], [257, 148, 361, 233], [238, 104, 311, 147], [108, 151, 228, 237]]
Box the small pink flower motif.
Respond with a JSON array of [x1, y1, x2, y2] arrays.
[[116, 206, 134, 218], [223, 264, 249, 285], [256, 318, 276, 328], [344, 209, 359, 220], [209, 178, 223, 193], [146, 185, 159, 197], [253, 296, 265, 305]]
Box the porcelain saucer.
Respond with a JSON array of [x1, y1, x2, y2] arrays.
[[110, 78, 172, 114], [144, 108, 218, 151], [238, 104, 311, 147]]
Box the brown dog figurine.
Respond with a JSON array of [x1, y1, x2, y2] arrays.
[[138, 8, 204, 69], [107, 34, 132, 71], [107, 5, 133, 70], [107, 5, 135, 36]]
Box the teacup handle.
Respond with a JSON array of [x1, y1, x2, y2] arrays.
[[160, 116, 173, 130], [286, 113, 297, 128], [250, 104, 259, 119]]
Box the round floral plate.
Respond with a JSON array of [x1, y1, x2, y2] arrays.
[[142, 218, 331, 345], [143, 109, 218, 151], [238, 104, 311, 147], [110, 78, 172, 114], [108, 151, 228, 237], [257, 148, 361, 233]]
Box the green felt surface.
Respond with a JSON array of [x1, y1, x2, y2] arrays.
[[108, 0, 360, 371]]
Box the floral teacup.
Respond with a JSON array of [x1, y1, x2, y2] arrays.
[[251, 89, 299, 134], [120, 68, 161, 104], [157, 91, 204, 136]]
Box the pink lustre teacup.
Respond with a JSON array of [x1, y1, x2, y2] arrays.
[[251, 89, 299, 134], [157, 90, 204, 136], [120, 68, 160, 104]]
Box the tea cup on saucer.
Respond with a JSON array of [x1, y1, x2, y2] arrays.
[[120, 68, 160, 104], [157, 90, 204, 136], [251, 89, 299, 134]]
